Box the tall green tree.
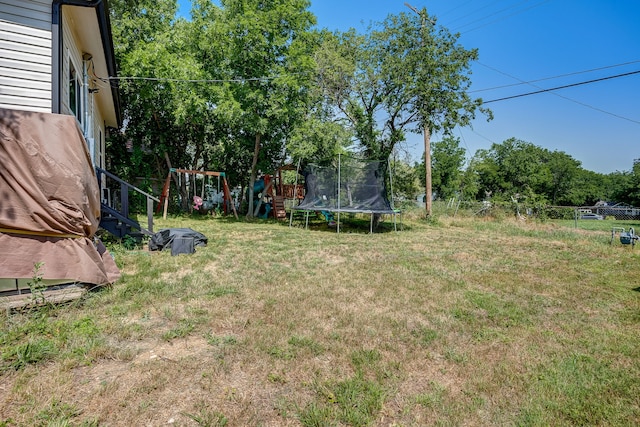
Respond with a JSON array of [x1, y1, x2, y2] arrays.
[[430, 136, 466, 200], [109, 0, 330, 213], [473, 138, 551, 202], [459, 160, 481, 202], [545, 150, 582, 205], [470, 137, 613, 207], [109, 0, 231, 210], [605, 166, 639, 206], [628, 159, 640, 205], [193, 0, 317, 216], [390, 155, 420, 202], [315, 11, 490, 163], [575, 169, 609, 205], [109, 0, 184, 179]]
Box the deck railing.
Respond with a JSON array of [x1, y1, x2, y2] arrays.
[[95, 167, 160, 234]]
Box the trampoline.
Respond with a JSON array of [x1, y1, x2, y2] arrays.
[[290, 155, 401, 233]]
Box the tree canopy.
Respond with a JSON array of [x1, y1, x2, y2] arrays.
[[314, 10, 491, 161], [106, 1, 637, 212], [407, 134, 640, 209]]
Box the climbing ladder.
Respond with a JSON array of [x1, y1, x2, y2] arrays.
[[272, 195, 287, 220]]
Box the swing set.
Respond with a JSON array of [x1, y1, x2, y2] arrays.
[[157, 168, 238, 219]]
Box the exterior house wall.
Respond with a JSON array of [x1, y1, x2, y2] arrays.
[[0, 0, 53, 112], [59, 6, 111, 169], [60, 8, 108, 167], [0, 1, 112, 168], [60, 10, 80, 118]]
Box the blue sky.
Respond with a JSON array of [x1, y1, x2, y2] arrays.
[[177, 0, 640, 174]]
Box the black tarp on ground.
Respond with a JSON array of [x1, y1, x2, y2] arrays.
[[149, 228, 208, 255]]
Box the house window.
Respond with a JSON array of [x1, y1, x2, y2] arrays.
[[69, 62, 82, 123]]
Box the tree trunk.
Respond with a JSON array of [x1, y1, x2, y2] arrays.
[[246, 133, 262, 218], [253, 180, 273, 217], [180, 173, 189, 211], [424, 124, 432, 217]]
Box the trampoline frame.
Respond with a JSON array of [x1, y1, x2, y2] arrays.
[[289, 154, 402, 233]]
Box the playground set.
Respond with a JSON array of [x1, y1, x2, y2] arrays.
[[157, 168, 238, 219], [153, 156, 399, 233], [157, 165, 306, 221], [247, 165, 305, 220]]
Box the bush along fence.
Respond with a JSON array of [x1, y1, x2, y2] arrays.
[[428, 199, 640, 224]]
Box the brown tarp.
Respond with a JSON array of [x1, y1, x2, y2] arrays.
[[0, 108, 120, 285]]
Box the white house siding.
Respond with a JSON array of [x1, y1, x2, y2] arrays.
[[60, 10, 81, 118], [0, 0, 52, 112], [61, 9, 107, 168], [0, 1, 113, 169]]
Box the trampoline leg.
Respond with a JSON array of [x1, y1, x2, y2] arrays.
[[370, 214, 374, 234], [305, 211, 309, 230]]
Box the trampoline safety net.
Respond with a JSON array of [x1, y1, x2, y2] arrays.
[[294, 158, 395, 214]]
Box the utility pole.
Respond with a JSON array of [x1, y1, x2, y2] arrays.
[[404, 2, 432, 217]]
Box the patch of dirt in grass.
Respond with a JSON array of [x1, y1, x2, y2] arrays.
[[73, 334, 210, 381], [323, 253, 347, 265], [67, 339, 317, 425], [403, 356, 464, 395], [62, 335, 229, 424], [160, 266, 192, 282], [386, 355, 465, 424], [449, 251, 484, 267], [229, 229, 274, 242]]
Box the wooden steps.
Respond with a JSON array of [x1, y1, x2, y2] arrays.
[[0, 284, 88, 312], [272, 195, 287, 220]]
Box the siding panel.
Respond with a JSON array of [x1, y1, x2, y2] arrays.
[[0, 30, 51, 51], [0, 75, 51, 90], [0, 84, 50, 100], [0, 20, 51, 42], [0, 40, 51, 64], [0, 1, 51, 31], [1, 0, 51, 14], [0, 66, 51, 83], [0, 0, 52, 112], [0, 94, 51, 110], [0, 57, 51, 74]]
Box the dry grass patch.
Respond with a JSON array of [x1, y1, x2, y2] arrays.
[[1, 214, 639, 425]]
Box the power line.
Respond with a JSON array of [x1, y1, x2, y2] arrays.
[[445, 0, 513, 26], [438, 0, 474, 20], [450, 0, 552, 34], [471, 59, 640, 93], [483, 69, 640, 103], [456, 127, 475, 166], [106, 75, 284, 83], [482, 68, 640, 125], [549, 90, 640, 126]]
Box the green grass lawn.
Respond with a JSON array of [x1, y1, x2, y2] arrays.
[[561, 217, 640, 232], [1, 211, 639, 426]]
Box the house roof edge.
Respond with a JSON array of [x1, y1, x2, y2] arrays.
[[53, 0, 122, 128]]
